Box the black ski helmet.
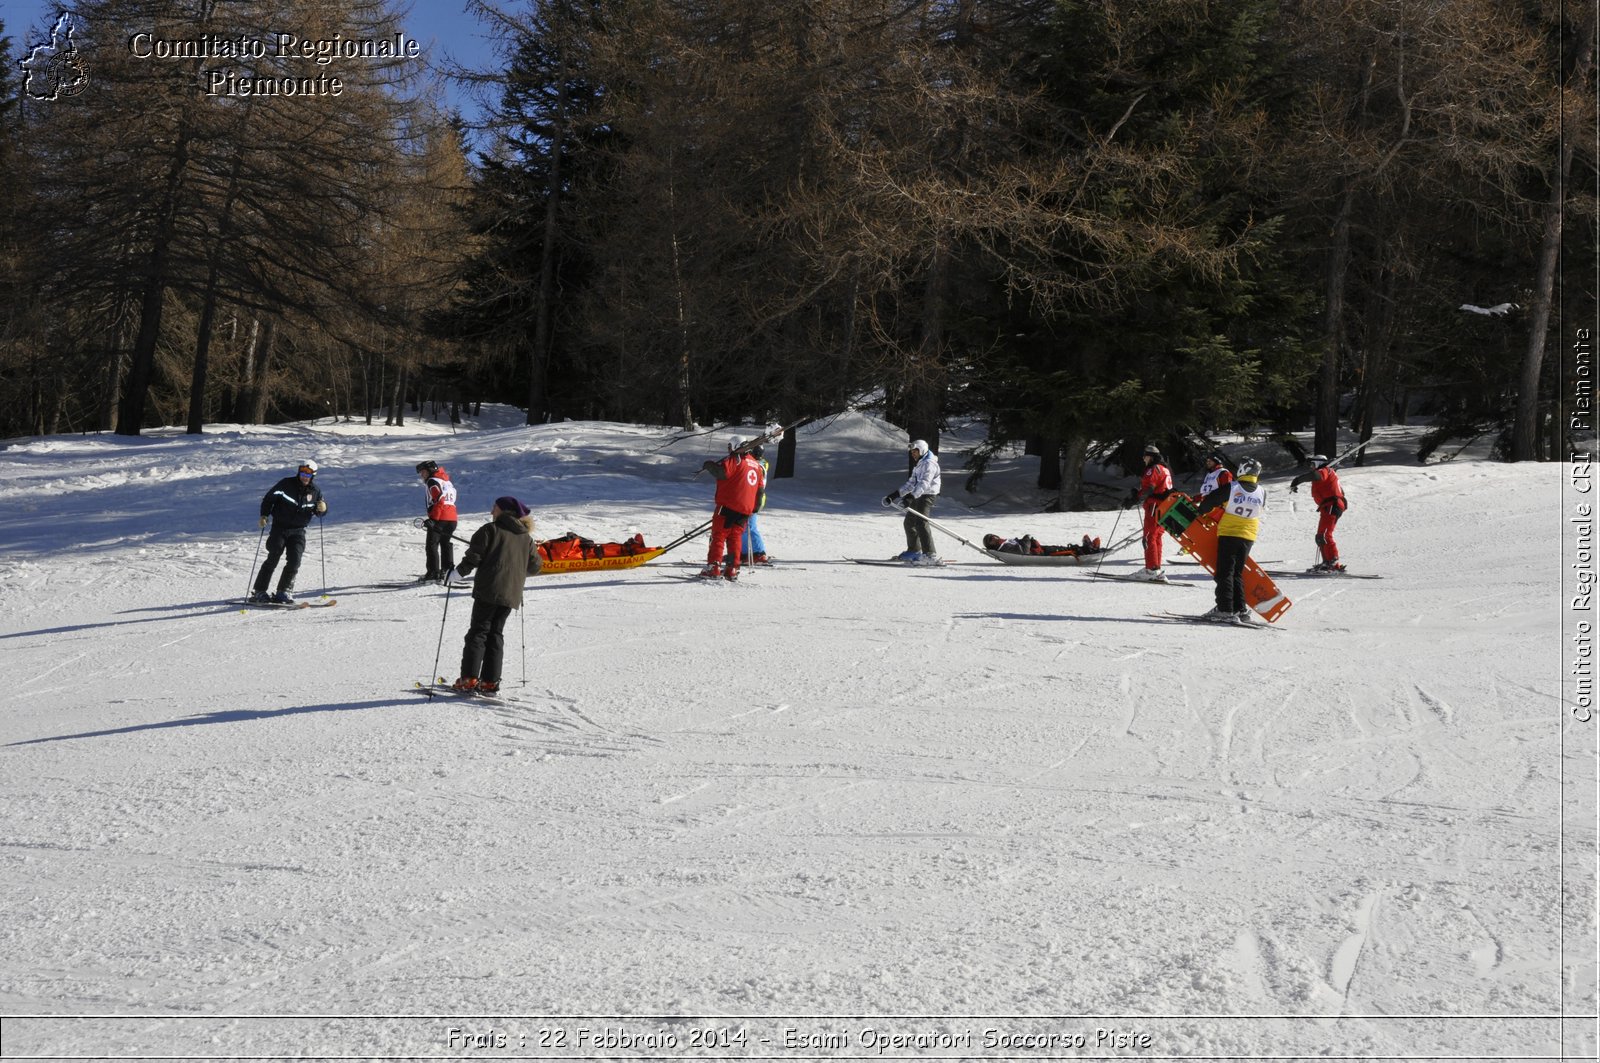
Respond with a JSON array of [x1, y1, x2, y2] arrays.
[[1237, 457, 1263, 480], [1205, 451, 1225, 467], [416, 460, 438, 476], [749, 443, 765, 459]]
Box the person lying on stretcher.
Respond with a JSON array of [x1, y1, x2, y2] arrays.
[[538, 531, 653, 561], [982, 533, 1103, 557]]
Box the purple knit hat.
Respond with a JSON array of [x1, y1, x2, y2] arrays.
[[493, 496, 529, 518]]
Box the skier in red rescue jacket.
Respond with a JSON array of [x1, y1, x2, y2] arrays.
[[1124, 444, 1174, 581], [416, 459, 458, 582], [1289, 455, 1348, 572], [699, 440, 767, 581]]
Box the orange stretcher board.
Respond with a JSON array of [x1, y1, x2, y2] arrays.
[[1156, 496, 1292, 623], [537, 548, 666, 574]]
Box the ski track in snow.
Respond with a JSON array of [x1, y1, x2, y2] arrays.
[[0, 412, 1588, 1060]]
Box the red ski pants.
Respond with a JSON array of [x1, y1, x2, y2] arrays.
[[1141, 503, 1164, 569], [706, 508, 750, 570], [1315, 509, 1342, 563]]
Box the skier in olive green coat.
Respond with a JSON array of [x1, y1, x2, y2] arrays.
[[448, 496, 541, 694]]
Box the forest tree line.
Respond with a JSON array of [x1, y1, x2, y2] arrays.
[[0, 0, 1594, 503]]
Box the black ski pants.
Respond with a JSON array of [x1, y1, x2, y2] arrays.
[[1214, 535, 1253, 614], [255, 527, 307, 594], [460, 600, 514, 684], [903, 494, 937, 554], [425, 520, 457, 578]]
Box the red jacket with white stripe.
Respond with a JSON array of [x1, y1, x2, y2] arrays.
[[424, 471, 458, 522]]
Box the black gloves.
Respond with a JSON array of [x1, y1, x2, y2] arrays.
[[882, 491, 900, 508]]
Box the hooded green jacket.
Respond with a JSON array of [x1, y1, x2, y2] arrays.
[[458, 512, 541, 608]]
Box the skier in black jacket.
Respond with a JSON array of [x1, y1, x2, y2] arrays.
[[448, 495, 541, 694], [251, 460, 327, 603]]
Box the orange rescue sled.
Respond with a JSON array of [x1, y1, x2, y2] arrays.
[[1156, 496, 1292, 623], [537, 532, 665, 574]]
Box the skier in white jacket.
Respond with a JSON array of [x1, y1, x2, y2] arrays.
[[882, 439, 942, 564]]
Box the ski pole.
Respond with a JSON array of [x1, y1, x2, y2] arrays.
[[411, 517, 472, 547], [897, 502, 991, 559], [318, 515, 327, 595], [656, 517, 715, 557], [247, 522, 267, 598], [1095, 503, 1128, 579], [427, 578, 455, 700], [520, 601, 527, 689]]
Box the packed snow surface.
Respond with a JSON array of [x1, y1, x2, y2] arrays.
[[0, 407, 1592, 1060]]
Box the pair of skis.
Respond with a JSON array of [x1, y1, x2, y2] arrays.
[[1146, 610, 1283, 631], [1087, 570, 1195, 589], [414, 679, 523, 704], [238, 597, 337, 610], [1266, 568, 1383, 580]]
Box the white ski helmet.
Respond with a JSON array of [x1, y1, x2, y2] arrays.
[[727, 437, 745, 453], [909, 439, 929, 458], [1310, 454, 1330, 467], [298, 459, 318, 475]]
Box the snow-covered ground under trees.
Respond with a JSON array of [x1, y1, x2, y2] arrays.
[[0, 406, 1593, 1061]]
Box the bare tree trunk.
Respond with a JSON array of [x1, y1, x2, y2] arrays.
[[1035, 437, 1061, 490], [1056, 430, 1090, 511], [1318, 184, 1355, 458], [389, 365, 406, 426], [248, 316, 277, 424], [1514, 7, 1596, 460], [1352, 263, 1399, 463], [116, 110, 195, 436], [184, 269, 221, 434], [100, 342, 125, 433], [237, 316, 260, 421], [775, 423, 797, 479], [668, 158, 694, 430], [905, 235, 950, 454], [527, 37, 569, 427]]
